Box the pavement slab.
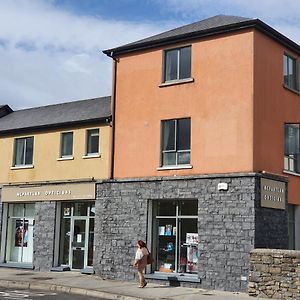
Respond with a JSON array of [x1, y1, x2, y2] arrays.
[[0, 268, 254, 300]]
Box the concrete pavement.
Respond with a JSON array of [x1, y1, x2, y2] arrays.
[[0, 268, 254, 300]]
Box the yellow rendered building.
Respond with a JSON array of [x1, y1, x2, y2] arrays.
[[0, 97, 111, 271]]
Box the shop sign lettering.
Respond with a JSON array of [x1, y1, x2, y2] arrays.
[[260, 178, 286, 210], [2, 183, 95, 202]]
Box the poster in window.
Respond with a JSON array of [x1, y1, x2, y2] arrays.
[[186, 233, 199, 245], [165, 224, 172, 236], [15, 219, 28, 247], [63, 207, 71, 216], [187, 246, 198, 273], [159, 226, 165, 236]]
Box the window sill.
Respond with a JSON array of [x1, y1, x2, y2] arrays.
[[145, 272, 200, 283], [283, 84, 300, 95], [283, 170, 300, 177], [0, 262, 34, 269], [57, 156, 74, 161], [10, 165, 34, 170], [159, 78, 194, 88], [157, 165, 193, 171], [82, 154, 100, 159]]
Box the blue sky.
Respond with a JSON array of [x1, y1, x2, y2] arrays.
[[0, 0, 300, 109]]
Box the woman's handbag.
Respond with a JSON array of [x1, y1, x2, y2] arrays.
[[147, 253, 154, 265]]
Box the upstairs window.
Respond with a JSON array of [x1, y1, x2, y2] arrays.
[[164, 46, 191, 82], [161, 118, 191, 166], [60, 132, 73, 158], [13, 137, 34, 166], [86, 129, 99, 155], [284, 124, 300, 173], [284, 54, 298, 91]]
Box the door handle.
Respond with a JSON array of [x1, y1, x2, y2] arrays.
[[75, 247, 82, 250]]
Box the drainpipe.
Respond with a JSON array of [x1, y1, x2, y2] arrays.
[[107, 51, 117, 180]]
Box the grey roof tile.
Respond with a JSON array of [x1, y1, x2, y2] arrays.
[[0, 96, 111, 134], [104, 15, 253, 55]]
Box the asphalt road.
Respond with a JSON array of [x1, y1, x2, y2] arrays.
[[0, 288, 107, 300]]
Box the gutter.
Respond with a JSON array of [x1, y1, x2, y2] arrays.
[[0, 117, 111, 136], [106, 51, 117, 180]]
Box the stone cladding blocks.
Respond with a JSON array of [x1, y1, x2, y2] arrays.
[[249, 249, 300, 299], [93, 173, 288, 292]]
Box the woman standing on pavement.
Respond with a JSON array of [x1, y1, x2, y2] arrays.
[[133, 240, 149, 288]]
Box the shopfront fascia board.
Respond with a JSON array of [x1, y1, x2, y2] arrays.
[[1, 182, 95, 202]]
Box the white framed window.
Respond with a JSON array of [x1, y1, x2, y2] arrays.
[[13, 136, 34, 166], [284, 123, 300, 173], [284, 53, 298, 91], [60, 132, 73, 158], [163, 46, 191, 82], [86, 129, 99, 156], [161, 118, 191, 167]]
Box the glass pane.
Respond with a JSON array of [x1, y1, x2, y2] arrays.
[[178, 152, 190, 165], [72, 249, 84, 269], [59, 218, 70, 265], [177, 118, 191, 151], [24, 204, 35, 218], [291, 58, 297, 90], [178, 219, 199, 274], [74, 202, 88, 216], [284, 55, 288, 86], [12, 204, 24, 217], [162, 152, 176, 166], [157, 200, 176, 216], [14, 139, 25, 165], [87, 129, 99, 154], [90, 203, 95, 216], [179, 47, 191, 79], [162, 120, 175, 151], [88, 218, 94, 266], [165, 49, 178, 81], [25, 137, 33, 165], [285, 124, 300, 155], [61, 132, 73, 157], [72, 219, 86, 248], [180, 200, 198, 216], [156, 218, 176, 273]]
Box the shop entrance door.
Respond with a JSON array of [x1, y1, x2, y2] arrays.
[[71, 218, 87, 269], [59, 202, 95, 270]]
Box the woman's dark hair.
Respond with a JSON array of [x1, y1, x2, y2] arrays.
[[137, 240, 147, 248]]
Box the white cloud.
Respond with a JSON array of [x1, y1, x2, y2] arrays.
[[0, 0, 170, 109], [2, 0, 299, 110], [159, 0, 300, 43]]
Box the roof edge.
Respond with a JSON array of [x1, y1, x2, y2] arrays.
[[0, 116, 112, 136], [0, 105, 13, 118], [103, 19, 300, 57]]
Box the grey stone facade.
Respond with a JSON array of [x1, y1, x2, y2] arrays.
[[33, 201, 56, 271], [254, 178, 288, 249], [94, 173, 288, 292]]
